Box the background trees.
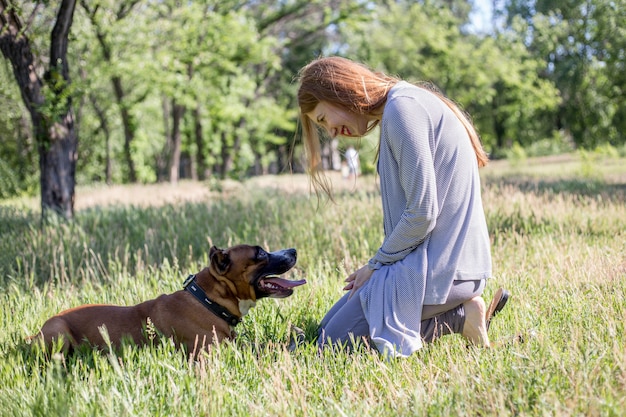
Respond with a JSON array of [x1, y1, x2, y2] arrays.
[[1, 0, 624, 215], [1, 0, 78, 218], [496, 0, 626, 148], [342, 1, 561, 154]]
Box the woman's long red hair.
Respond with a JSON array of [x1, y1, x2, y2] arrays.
[[297, 57, 488, 197]]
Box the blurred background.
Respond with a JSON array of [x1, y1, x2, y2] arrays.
[[1, 0, 624, 212]]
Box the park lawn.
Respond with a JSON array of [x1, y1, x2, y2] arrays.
[[0, 153, 625, 416]]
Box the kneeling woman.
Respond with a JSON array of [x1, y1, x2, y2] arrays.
[[296, 56, 509, 358]]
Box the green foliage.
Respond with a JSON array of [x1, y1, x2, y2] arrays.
[[577, 149, 601, 180], [499, 132, 574, 162], [592, 143, 620, 159], [505, 142, 527, 169], [524, 131, 575, 157], [0, 63, 38, 197], [342, 1, 560, 156], [502, 0, 626, 148], [66, 0, 298, 182], [577, 144, 620, 180], [39, 68, 76, 127], [2, 0, 625, 193], [0, 158, 21, 199]]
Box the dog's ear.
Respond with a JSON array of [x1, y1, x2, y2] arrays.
[[210, 248, 231, 275], [209, 246, 219, 258]]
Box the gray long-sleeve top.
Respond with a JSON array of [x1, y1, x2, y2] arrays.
[[360, 82, 492, 356]]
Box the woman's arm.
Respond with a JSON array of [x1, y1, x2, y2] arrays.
[[369, 94, 439, 269]]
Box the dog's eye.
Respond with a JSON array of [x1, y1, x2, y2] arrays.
[[256, 249, 268, 261]]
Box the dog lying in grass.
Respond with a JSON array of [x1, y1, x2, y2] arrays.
[[30, 244, 305, 356]]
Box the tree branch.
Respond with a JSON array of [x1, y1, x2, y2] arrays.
[[50, 0, 76, 78]]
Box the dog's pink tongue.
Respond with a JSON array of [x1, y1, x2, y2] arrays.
[[265, 278, 307, 288]]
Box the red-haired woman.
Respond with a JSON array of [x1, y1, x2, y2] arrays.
[[297, 56, 509, 358]]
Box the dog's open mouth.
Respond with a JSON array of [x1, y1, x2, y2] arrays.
[[256, 274, 306, 298]]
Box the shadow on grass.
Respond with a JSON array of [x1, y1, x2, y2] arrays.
[[484, 176, 626, 202]]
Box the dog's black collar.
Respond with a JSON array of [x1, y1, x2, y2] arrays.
[[183, 274, 242, 327]]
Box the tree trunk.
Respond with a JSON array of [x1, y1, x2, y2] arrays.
[[192, 105, 206, 180], [169, 100, 186, 184], [156, 96, 171, 181], [43, 0, 78, 219], [1, 0, 78, 220], [81, 1, 138, 182], [38, 112, 77, 219], [113, 76, 137, 182], [492, 86, 506, 150], [89, 93, 113, 184], [219, 131, 230, 179]]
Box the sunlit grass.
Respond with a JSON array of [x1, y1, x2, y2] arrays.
[[1, 156, 625, 416]]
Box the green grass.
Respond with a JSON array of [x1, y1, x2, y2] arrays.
[[1, 153, 625, 416]]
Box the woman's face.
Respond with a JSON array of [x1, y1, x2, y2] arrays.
[[306, 101, 372, 139]]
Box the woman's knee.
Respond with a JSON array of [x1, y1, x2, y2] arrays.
[[317, 326, 369, 351], [317, 316, 369, 348]]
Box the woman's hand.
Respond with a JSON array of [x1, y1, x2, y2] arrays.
[[344, 265, 374, 298]]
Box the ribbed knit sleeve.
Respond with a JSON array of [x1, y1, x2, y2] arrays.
[[370, 94, 439, 268], [366, 81, 491, 294]]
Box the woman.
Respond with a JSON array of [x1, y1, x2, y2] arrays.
[[297, 56, 509, 358]]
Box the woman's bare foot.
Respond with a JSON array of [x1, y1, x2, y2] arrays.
[[461, 296, 490, 347]]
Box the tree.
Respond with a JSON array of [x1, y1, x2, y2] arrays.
[[342, 0, 560, 155], [499, 0, 626, 147], [80, 0, 145, 183], [1, 0, 78, 219], [148, 1, 281, 182], [246, 0, 367, 172], [0, 60, 37, 197]]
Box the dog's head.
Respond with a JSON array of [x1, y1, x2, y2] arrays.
[[208, 244, 305, 301]]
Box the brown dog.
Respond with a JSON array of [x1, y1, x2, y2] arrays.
[[31, 244, 305, 356]]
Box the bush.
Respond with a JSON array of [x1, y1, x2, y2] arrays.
[[593, 143, 620, 158], [525, 131, 575, 157], [0, 158, 21, 199], [505, 142, 527, 168]]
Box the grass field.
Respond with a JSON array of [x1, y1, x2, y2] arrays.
[[1, 153, 625, 416]]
